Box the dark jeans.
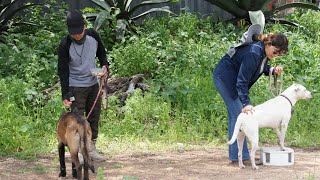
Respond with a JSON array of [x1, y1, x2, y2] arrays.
[[70, 83, 101, 140], [213, 74, 249, 161]]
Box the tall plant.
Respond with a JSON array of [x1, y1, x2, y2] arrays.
[[203, 0, 319, 21], [87, 0, 174, 41], [0, 0, 39, 43]]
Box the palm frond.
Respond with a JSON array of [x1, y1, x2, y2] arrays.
[[91, 0, 111, 11], [264, 2, 320, 17], [131, 6, 173, 20]]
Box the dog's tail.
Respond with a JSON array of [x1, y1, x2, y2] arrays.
[[80, 122, 89, 160], [77, 115, 95, 173], [227, 115, 244, 145]]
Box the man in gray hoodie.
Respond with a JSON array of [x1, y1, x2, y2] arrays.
[[58, 10, 108, 162]]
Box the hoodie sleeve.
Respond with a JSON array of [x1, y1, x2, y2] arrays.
[[87, 29, 109, 67], [58, 38, 70, 100], [236, 52, 260, 107]]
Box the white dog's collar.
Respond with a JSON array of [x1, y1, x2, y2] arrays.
[[280, 94, 294, 114]]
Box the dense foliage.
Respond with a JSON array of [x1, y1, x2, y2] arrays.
[[0, 5, 320, 158], [0, 0, 40, 43]]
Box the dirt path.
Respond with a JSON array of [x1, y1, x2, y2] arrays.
[[0, 148, 320, 180]]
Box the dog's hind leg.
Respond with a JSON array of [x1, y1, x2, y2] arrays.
[[69, 132, 82, 180], [237, 132, 246, 169], [71, 162, 77, 178], [58, 142, 66, 177], [70, 149, 82, 180], [249, 135, 259, 170]]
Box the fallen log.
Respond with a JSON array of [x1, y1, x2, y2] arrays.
[[43, 74, 149, 102]]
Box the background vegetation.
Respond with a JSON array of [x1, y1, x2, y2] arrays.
[[0, 1, 319, 159]]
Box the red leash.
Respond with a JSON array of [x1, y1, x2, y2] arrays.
[[86, 74, 108, 120]]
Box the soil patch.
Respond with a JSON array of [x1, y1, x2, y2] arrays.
[[0, 148, 319, 180]]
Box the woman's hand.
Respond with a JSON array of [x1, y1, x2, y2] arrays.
[[242, 105, 255, 114], [274, 66, 284, 75]]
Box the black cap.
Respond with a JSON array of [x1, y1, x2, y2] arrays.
[[67, 11, 84, 35]]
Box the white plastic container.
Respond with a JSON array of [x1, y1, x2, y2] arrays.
[[260, 147, 294, 166], [90, 68, 104, 76]]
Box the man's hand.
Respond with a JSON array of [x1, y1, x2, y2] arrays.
[[242, 105, 255, 114], [63, 99, 72, 107], [102, 65, 109, 77]]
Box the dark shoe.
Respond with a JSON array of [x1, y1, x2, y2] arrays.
[[230, 160, 238, 164], [255, 158, 263, 165], [230, 159, 249, 163]]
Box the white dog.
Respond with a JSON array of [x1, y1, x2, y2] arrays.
[[227, 84, 312, 170]]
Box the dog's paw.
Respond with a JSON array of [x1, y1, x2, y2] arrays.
[[90, 165, 95, 173], [280, 147, 290, 151], [58, 171, 66, 177], [252, 165, 259, 170], [239, 164, 245, 169]]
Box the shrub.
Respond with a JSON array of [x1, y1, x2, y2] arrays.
[[109, 37, 158, 76]]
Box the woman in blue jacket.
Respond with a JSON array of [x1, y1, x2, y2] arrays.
[[213, 33, 288, 162]]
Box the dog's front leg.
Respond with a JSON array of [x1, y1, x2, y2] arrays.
[[273, 127, 281, 146], [279, 123, 289, 151]]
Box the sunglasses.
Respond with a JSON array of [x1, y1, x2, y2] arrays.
[[272, 48, 282, 56]]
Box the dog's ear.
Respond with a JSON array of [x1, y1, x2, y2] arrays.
[[293, 84, 300, 91]]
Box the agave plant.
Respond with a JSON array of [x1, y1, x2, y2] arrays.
[[203, 0, 320, 24], [0, 0, 39, 43], [86, 0, 174, 41]]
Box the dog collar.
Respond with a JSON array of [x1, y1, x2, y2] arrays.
[[279, 94, 294, 115]]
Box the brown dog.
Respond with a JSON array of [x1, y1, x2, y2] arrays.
[[57, 108, 95, 180]]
